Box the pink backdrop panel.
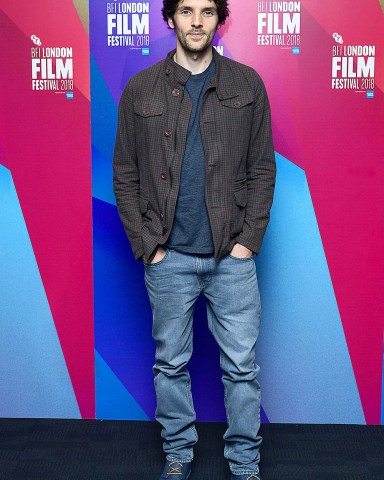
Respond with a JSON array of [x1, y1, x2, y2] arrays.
[[0, 0, 94, 418]]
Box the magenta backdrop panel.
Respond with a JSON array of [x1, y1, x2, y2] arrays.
[[0, 0, 383, 424], [0, 0, 94, 418]]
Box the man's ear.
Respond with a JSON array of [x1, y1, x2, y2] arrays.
[[168, 17, 175, 29]]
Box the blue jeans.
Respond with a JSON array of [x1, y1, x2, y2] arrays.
[[144, 249, 262, 475]]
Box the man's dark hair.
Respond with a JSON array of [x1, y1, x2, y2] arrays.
[[162, 0, 230, 26]]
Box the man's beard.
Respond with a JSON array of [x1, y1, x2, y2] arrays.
[[175, 28, 215, 53]]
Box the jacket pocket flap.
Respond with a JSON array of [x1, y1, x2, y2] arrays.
[[234, 187, 247, 207], [134, 100, 164, 117], [221, 91, 253, 109]]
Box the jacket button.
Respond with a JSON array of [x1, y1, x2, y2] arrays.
[[234, 100, 241, 108], [160, 213, 164, 220], [160, 172, 167, 180], [165, 68, 171, 75], [172, 88, 180, 97], [143, 107, 150, 116], [164, 128, 172, 137]]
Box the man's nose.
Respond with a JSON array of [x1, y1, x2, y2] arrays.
[[191, 13, 203, 28]]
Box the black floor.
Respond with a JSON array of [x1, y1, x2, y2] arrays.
[[0, 419, 383, 479]]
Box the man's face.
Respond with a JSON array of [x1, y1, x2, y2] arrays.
[[168, 0, 219, 54]]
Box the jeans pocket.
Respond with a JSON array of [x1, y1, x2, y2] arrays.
[[228, 253, 254, 262], [143, 248, 170, 267]]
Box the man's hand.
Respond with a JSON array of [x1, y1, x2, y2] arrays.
[[230, 243, 253, 259], [143, 246, 167, 264]]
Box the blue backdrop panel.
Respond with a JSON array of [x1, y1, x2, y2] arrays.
[[93, 152, 365, 423], [92, 144, 117, 206], [256, 155, 365, 423], [93, 196, 270, 422], [0, 164, 80, 418], [91, 54, 118, 205], [95, 350, 149, 420], [93, 197, 156, 418]]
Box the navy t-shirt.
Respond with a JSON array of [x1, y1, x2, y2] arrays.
[[167, 58, 216, 254]]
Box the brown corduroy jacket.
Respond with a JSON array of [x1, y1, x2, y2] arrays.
[[113, 49, 276, 261]]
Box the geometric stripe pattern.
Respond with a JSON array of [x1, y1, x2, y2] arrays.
[[0, 165, 80, 418], [90, 0, 384, 424], [0, 0, 382, 424], [90, 0, 383, 424], [0, 1, 94, 417], [257, 154, 365, 423]]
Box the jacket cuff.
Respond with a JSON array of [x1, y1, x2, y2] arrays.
[[134, 247, 144, 261], [236, 231, 264, 256]]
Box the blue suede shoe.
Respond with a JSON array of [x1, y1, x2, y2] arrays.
[[159, 460, 192, 479], [230, 474, 262, 480]]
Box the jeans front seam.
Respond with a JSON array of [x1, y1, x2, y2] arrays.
[[185, 378, 198, 442]]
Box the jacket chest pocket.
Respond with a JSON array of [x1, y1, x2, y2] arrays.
[[219, 91, 254, 133], [134, 99, 164, 134], [134, 99, 165, 156], [134, 99, 164, 118], [220, 91, 253, 110]]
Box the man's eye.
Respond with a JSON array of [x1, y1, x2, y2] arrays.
[[204, 11, 215, 16], [180, 9, 191, 15]]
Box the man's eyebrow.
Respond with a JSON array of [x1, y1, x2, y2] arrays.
[[176, 3, 217, 11]]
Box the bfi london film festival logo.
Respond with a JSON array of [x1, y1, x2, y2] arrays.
[[331, 33, 375, 98], [106, 1, 150, 54], [257, 1, 301, 54], [213, 45, 224, 56], [31, 35, 74, 99]]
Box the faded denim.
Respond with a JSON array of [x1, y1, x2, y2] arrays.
[[144, 249, 262, 475]]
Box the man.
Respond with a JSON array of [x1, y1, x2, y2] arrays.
[[113, 1, 276, 478]]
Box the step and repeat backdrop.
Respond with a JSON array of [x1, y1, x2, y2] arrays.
[[0, 0, 383, 425]]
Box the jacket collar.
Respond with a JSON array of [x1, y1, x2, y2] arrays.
[[164, 48, 240, 100], [164, 49, 191, 86]]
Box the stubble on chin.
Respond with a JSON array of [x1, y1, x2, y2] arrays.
[[178, 31, 213, 53]]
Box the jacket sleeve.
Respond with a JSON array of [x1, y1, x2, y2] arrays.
[[113, 82, 144, 260], [237, 77, 276, 254]]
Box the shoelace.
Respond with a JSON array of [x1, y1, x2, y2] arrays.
[[167, 461, 183, 476], [247, 475, 260, 480]]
